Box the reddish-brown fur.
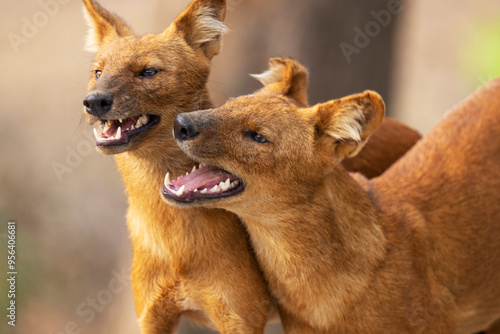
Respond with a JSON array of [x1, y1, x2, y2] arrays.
[[83, 1, 271, 332], [343, 117, 421, 178], [250, 57, 421, 178], [82, 1, 420, 331], [165, 57, 500, 333]]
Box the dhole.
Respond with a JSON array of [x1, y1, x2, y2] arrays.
[[163, 57, 500, 333], [82, 0, 271, 332], [82, 0, 419, 331]]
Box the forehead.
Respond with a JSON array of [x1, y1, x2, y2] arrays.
[[220, 95, 305, 125], [95, 34, 184, 68]]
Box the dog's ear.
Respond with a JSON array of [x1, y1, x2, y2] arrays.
[[311, 91, 385, 160], [82, 0, 134, 52], [252, 57, 309, 107], [171, 0, 227, 60]]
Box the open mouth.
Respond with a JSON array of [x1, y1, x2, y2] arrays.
[[161, 165, 244, 203], [93, 114, 159, 147]]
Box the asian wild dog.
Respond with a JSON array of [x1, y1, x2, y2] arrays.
[[82, 0, 421, 332], [162, 57, 500, 333], [82, 0, 271, 332]]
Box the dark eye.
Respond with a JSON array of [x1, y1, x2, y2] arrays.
[[140, 68, 159, 78], [94, 70, 102, 80], [248, 131, 269, 144]]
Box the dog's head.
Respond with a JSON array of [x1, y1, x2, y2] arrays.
[[82, 0, 227, 155], [160, 57, 385, 210]]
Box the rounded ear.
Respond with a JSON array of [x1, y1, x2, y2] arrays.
[[313, 90, 386, 160], [171, 0, 228, 60], [251, 56, 309, 107], [82, 0, 134, 52]]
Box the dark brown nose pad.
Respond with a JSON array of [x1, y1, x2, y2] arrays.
[[174, 114, 199, 141], [83, 93, 113, 117]]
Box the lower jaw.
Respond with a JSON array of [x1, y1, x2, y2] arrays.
[[160, 184, 245, 205], [96, 142, 133, 155]]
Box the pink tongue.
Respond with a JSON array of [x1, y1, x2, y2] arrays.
[[171, 166, 235, 191], [102, 117, 139, 138], [120, 117, 138, 131]]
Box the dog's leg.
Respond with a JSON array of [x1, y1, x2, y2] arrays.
[[134, 283, 183, 334], [138, 302, 181, 334], [130, 256, 183, 334], [196, 287, 269, 334]]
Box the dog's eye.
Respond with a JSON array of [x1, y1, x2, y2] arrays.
[[94, 70, 102, 80], [140, 68, 160, 78], [248, 131, 269, 144]]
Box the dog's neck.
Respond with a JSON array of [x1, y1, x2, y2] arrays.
[[238, 166, 388, 325], [113, 91, 214, 252]]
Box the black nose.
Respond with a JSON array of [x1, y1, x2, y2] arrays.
[[174, 114, 199, 141], [83, 93, 113, 117]]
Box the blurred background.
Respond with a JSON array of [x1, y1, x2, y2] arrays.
[[1, 0, 499, 333]]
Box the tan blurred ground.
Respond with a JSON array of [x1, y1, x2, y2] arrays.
[[0, 0, 499, 333]]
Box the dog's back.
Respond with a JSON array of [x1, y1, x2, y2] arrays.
[[374, 79, 500, 332]]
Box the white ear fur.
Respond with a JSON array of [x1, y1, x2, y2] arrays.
[[172, 0, 228, 60], [250, 63, 286, 87], [250, 57, 309, 107], [315, 91, 385, 158], [189, 6, 228, 46], [325, 104, 366, 143], [82, 7, 100, 53]]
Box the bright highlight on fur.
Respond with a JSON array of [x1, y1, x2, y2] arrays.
[[251, 64, 288, 87], [188, 7, 229, 45], [326, 104, 366, 142]]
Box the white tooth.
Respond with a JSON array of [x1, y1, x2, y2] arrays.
[[220, 178, 231, 191], [201, 189, 208, 194], [164, 173, 171, 187], [231, 180, 240, 188], [131, 125, 135, 130], [199, 163, 205, 168], [192, 166, 197, 173], [210, 185, 221, 193], [119, 118, 123, 123], [116, 126, 122, 139], [142, 115, 149, 124], [171, 185, 185, 197], [136, 118, 142, 128], [194, 189, 198, 193], [93, 128, 100, 140], [186, 172, 189, 176]]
